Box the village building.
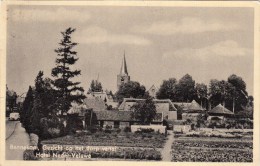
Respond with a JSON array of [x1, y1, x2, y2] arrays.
[[118, 98, 178, 121], [87, 91, 118, 108], [207, 104, 234, 124], [173, 100, 205, 121], [148, 85, 158, 98]]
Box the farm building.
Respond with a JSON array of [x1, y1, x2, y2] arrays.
[[68, 107, 163, 129], [207, 104, 234, 123], [173, 100, 205, 121], [118, 98, 178, 121]]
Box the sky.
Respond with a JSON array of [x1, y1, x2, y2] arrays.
[[6, 5, 254, 96]]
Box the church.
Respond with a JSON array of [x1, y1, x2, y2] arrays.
[[117, 53, 130, 90]]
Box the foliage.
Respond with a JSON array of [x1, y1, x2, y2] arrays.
[[23, 150, 38, 160], [209, 74, 249, 113], [176, 74, 196, 102], [21, 86, 34, 132], [115, 81, 146, 103], [51, 27, 85, 115], [89, 80, 103, 92], [131, 97, 157, 125], [6, 86, 18, 115], [156, 78, 177, 100], [194, 83, 207, 108]]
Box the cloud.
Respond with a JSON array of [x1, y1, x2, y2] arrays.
[[9, 7, 91, 22], [163, 40, 251, 58], [76, 26, 151, 46], [133, 17, 238, 35]]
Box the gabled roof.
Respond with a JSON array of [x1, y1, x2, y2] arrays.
[[83, 97, 106, 111], [118, 98, 177, 111], [148, 85, 158, 92], [94, 110, 163, 122], [208, 104, 234, 115], [172, 100, 204, 112]]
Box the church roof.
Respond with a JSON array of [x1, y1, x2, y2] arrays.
[[120, 53, 128, 75]]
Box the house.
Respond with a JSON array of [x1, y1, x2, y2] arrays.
[[87, 91, 118, 108], [118, 98, 177, 121], [207, 104, 234, 123], [173, 100, 205, 121], [83, 97, 106, 112], [94, 110, 163, 128]]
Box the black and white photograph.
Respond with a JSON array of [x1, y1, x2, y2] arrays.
[[1, 1, 259, 164]]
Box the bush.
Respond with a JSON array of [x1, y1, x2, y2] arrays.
[[23, 150, 38, 160], [47, 128, 60, 138]]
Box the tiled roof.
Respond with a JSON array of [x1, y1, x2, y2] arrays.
[[208, 104, 234, 115]]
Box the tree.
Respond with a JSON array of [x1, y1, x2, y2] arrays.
[[131, 97, 157, 125], [30, 71, 57, 135], [21, 86, 34, 132], [115, 81, 146, 104], [176, 74, 195, 102], [156, 78, 177, 100], [51, 28, 85, 115], [6, 86, 18, 114], [89, 80, 103, 92], [208, 79, 234, 110], [195, 83, 207, 108], [227, 74, 248, 112]]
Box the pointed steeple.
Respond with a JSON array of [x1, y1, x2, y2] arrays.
[[120, 51, 128, 75]]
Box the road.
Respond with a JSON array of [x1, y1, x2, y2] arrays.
[[6, 119, 30, 160]]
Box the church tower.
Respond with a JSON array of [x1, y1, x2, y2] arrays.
[[117, 53, 130, 89]]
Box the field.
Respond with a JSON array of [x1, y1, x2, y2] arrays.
[[40, 131, 166, 160], [171, 136, 253, 162]]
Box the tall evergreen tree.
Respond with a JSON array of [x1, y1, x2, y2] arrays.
[[21, 86, 34, 132], [51, 28, 85, 115]]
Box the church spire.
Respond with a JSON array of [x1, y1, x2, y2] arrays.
[[120, 51, 128, 75]]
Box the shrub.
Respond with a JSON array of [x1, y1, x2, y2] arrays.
[[23, 150, 38, 160]]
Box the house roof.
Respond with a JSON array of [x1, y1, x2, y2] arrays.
[[118, 98, 177, 112], [208, 104, 234, 115], [172, 100, 204, 112], [94, 110, 163, 122], [83, 97, 106, 111]]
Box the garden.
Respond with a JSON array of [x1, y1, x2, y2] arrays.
[[39, 129, 167, 161], [171, 135, 253, 162], [42, 130, 167, 148]]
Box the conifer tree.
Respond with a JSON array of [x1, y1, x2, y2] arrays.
[[52, 28, 85, 115]]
